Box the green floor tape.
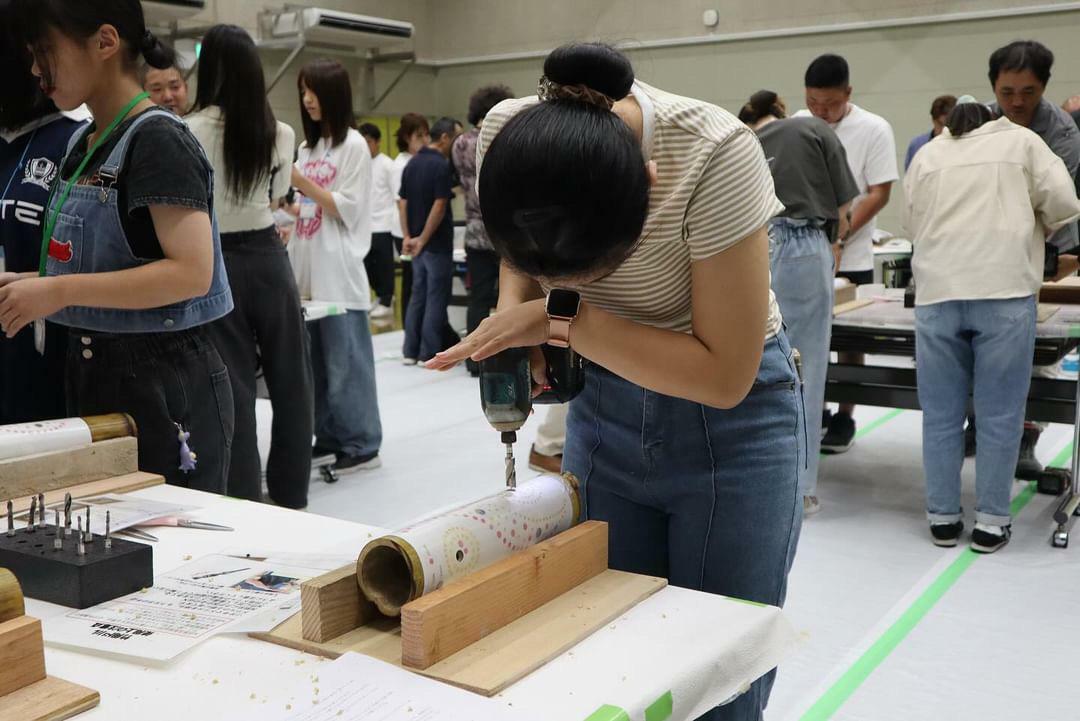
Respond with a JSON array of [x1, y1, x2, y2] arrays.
[[584, 705, 630, 721], [645, 691, 674, 721], [799, 441, 1072, 721]]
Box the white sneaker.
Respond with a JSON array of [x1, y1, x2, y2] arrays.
[[370, 303, 393, 320], [803, 495, 821, 516], [402, 357, 418, 366]]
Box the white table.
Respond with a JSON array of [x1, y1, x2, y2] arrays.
[[27, 486, 796, 721]]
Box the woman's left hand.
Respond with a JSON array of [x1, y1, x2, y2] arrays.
[[0, 276, 67, 338], [426, 299, 550, 370]]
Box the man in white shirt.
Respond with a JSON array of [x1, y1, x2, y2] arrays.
[[797, 54, 898, 460], [360, 123, 396, 321]]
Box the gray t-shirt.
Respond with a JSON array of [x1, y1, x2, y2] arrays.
[[756, 116, 860, 226]]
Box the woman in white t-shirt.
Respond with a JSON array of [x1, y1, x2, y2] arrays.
[[289, 59, 382, 474], [188, 25, 313, 508], [389, 113, 431, 327], [905, 97, 1080, 553], [429, 44, 803, 721]]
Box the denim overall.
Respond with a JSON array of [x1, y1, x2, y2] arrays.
[[45, 109, 235, 493]]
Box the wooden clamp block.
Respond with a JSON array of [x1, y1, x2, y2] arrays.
[[400, 520, 609, 670], [0, 437, 139, 500], [301, 564, 377, 643], [0, 616, 46, 698]]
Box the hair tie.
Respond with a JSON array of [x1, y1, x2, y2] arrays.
[[141, 30, 157, 52], [537, 76, 615, 111]]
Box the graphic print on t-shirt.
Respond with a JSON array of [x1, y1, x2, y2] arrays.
[[22, 157, 59, 191], [296, 157, 337, 240]]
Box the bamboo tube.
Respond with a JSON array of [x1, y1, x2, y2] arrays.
[[85, 414, 138, 442], [357, 473, 582, 617], [0, 414, 136, 463], [0, 569, 25, 624]]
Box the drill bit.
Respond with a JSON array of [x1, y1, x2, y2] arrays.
[[38, 493, 45, 526], [502, 431, 517, 491], [105, 510, 112, 551], [6, 501, 13, 537], [53, 510, 62, 551], [27, 496, 36, 533], [85, 506, 93, 543], [64, 493, 72, 537], [76, 517, 85, 556]]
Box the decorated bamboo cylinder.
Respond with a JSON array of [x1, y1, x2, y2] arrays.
[[357, 473, 582, 617], [0, 568, 25, 624], [0, 414, 137, 462]]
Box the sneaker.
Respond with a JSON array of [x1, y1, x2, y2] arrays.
[[332, 452, 383, 474], [821, 409, 832, 441], [821, 412, 856, 454], [964, 417, 976, 458], [528, 445, 563, 474], [370, 303, 394, 320], [402, 357, 418, 366], [1015, 425, 1043, 480], [930, 521, 964, 547], [803, 495, 821, 516], [971, 523, 1011, 554]]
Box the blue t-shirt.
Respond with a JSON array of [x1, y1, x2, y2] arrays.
[[0, 113, 85, 422], [904, 130, 933, 171], [399, 146, 454, 254]]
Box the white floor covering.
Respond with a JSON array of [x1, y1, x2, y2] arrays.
[[255, 331, 1080, 720]]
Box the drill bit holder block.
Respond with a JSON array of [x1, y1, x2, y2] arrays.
[[0, 526, 152, 609]]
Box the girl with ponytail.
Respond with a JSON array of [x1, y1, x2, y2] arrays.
[[0, 0, 235, 494], [430, 43, 804, 719]]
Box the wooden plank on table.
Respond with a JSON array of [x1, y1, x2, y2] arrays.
[[300, 564, 377, 643], [0, 675, 100, 721], [7, 472, 164, 517], [400, 521, 609, 670], [0, 437, 139, 499], [1037, 303, 1060, 323], [833, 298, 875, 317], [0, 616, 46, 698], [253, 569, 665, 697]]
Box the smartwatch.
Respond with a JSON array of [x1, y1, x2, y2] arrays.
[[546, 289, 581, 348]]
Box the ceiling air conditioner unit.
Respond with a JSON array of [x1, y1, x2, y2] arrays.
[[269, 8, 413, 53], [142, 0, 206, 24]]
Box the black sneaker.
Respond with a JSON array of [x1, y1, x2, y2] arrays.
[[1015, 426, 1043, 480], [312, 445, 337, 459], [332, 452, 383, 474], [821, 412, 856, 454], [971, 524, 1011, 554], [821, 409, 832, 441], [930, 521, 964, 547], [963, 417, 976, 458]]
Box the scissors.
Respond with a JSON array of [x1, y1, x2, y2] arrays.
[[138, 517, 234, 531]]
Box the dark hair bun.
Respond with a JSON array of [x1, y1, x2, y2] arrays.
[[543, 43, 634, 101], [142, 31, 175, 70]]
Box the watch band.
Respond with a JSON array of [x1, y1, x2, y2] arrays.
[[548, 317, 572, 348]]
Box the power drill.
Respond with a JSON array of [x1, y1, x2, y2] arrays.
[[479, 345, 585, 489]]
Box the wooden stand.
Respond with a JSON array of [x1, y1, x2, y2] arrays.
[[254, 521, 667, 696], [0, 571, 99, 720], [0, 433, 143, 504]]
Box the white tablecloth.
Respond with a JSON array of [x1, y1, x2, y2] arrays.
[[27, 486, 796, 721]]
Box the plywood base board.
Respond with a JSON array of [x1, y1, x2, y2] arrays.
[[0, 437, 139, 500], [253, 569, 666, 697], [0, 675, 100, 721], [7, 472, 164, 517]]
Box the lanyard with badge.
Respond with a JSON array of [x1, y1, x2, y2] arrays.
[[32, 92, 149, 354], [298, 142, 333, 220]]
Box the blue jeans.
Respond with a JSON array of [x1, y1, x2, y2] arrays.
[[309, 310, 383, 457], [404, 250, 454, 362], [769, 219, 833, 495], [915, 297, 1036, 526], [565, 333, 805, 721]]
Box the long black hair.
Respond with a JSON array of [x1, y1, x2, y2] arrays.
[[479, 43, 650, 280], [0, 0, 59, 131], [298, 59, 354, 148], [13, 0, 174, 92], [946, 102, 995, 137], [194, 24, 277, 202]]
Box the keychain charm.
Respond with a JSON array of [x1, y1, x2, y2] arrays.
[[176, 423, 197, 473]]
